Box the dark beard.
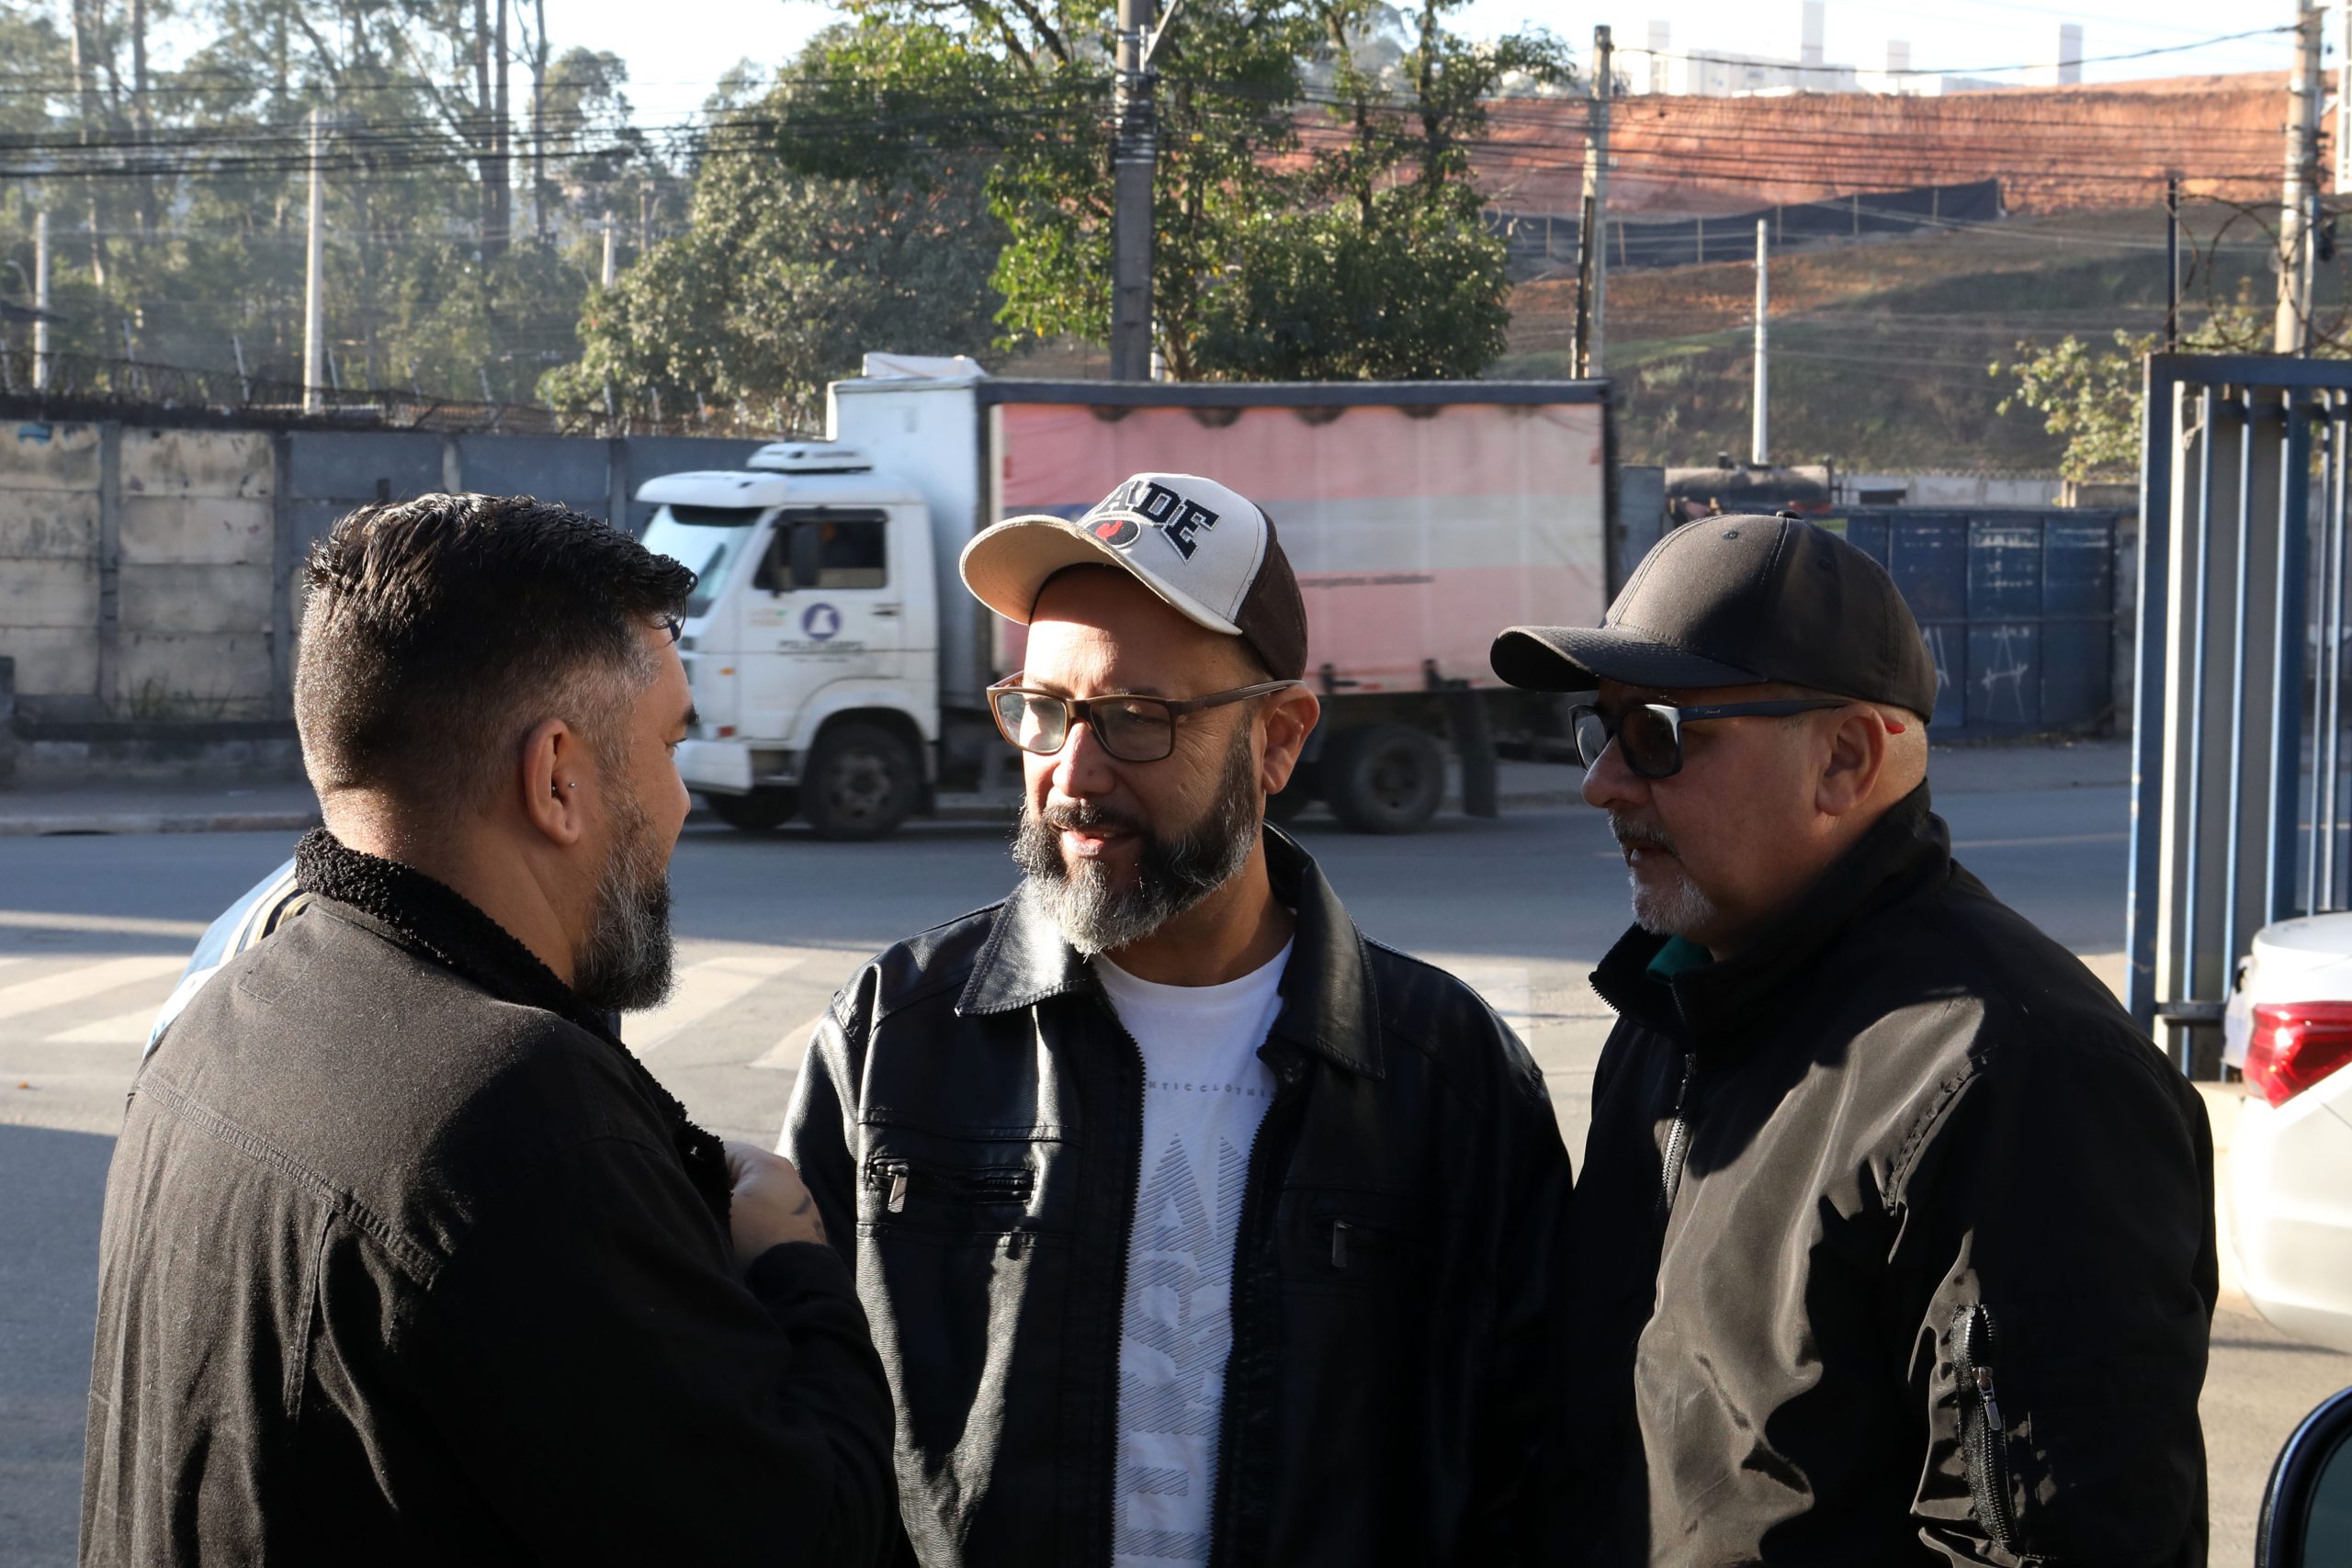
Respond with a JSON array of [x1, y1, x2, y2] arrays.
[[1010, 720, 1262, 957], [572, 782, 677, 1014]]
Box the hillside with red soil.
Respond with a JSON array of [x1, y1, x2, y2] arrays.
[[1474, 72, 2307, 219]]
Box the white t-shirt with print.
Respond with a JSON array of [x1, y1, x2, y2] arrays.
[[1094, 942, 1292, 1568]]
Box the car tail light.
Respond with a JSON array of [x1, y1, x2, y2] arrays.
[[2245, 1001, 2352, 1106]]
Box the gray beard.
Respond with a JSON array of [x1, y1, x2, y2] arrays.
[[1011, 724, 1261, 958], [1611, 813, 1724, 939], [573, 783, 677, 1014]]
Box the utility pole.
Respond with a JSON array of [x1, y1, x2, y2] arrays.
[[601, 210, 617, 427], [1752, 220, 1770, 467], [2340, 0, 2352, 193], [1573, 26, 1613, 379], [304, 107, 326, 412], [2165, 174, 2181, 352], [2276, 0, 2324, 355], [1109, 0, 1158, 380], [31, 209, 49, 392]]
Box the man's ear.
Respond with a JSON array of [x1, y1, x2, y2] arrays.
[[1258, 688, 1321, 796], [519, 717, 591, 848], [1815, 704, 1888, 818]]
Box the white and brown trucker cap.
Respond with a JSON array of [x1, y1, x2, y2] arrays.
[[959, 472, 1308, 680]]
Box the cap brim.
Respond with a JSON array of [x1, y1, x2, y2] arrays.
[[959, 513, 1243, 637], [1489, 625, 1763, 694]]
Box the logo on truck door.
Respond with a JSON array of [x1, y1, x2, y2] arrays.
[[802, 603, 842, 641]]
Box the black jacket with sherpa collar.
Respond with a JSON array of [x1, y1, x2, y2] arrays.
[[1570, 784, 2217, 1566], [783, 826, 1577, 1568], [81, 829, 899, 1567]]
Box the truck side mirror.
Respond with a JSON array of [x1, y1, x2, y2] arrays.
[[2259, 1384, 2352, 1566], [789, 523, 823, 592]]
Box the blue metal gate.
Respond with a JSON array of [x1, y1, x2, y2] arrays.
[[2125, 353, 2352, 1066]]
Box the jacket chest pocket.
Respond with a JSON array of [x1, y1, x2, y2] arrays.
[[865, 1157, 1035, 1216], [853, 1125, 1057, 1241], [1273, 1190, 1429, 1294]]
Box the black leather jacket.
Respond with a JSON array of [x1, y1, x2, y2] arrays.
[[1572, 787, 2216, 1565], [783, 828, 1576, 1567]]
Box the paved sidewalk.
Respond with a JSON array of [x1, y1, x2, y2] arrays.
[[0, 780, 322, 837], [0, 736, 2136, 835]]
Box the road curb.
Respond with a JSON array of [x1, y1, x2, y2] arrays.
[[0, 809, 322, 838], [0, 789, 1592, 838]]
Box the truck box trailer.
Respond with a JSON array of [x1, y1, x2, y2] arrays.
[[638, 361, 1609, 838]]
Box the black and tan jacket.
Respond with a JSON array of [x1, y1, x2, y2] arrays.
[[1573, 785, 2217, 1565]]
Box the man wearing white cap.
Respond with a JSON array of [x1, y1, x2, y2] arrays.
[[780, 473, 1575, 1567]]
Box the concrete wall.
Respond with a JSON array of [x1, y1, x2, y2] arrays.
[[1839, 471, 2068, 508], [0, 423, 102, 712], [0, 420, 766, 774], [119, 429, 277, 719]]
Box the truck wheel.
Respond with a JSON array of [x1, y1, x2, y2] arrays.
[[705, 787, 798, 832], [803, 722, 921, 841], [1322, 724, 1445, 834]]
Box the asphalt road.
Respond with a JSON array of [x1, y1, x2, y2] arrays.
[[2, 780, 2344, 1564]]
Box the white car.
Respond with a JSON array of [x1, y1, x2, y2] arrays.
[[2222, 913, 2352, 1354]]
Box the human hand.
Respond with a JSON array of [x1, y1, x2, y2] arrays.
[[724, 1139, 828, 1264]]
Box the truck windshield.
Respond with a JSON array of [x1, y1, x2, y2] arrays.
[[640, 504, 766, 617]]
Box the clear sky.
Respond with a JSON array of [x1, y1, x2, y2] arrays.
[[559, 0, 2301, 124]]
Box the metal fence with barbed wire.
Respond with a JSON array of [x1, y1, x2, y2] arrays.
[[0, 347, 798, 439]]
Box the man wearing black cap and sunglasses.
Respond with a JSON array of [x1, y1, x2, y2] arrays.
[[783, 472, 1575, 1567], [1494, 515, 2215, 1565]]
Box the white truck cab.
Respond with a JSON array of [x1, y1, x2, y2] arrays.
[[642, 443, 941, 838]]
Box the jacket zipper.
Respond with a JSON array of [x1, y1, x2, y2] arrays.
[[862, 1158, 1033, 1214], [1657, 1050, 1698, 1218], [1951, 1303, 2021, 1555], [1095, 997, 1150, 1568], [1205, 1054, 1303, 1568]]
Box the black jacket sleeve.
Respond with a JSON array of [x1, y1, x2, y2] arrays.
[[403, 1134, 899, 1566], [1472, 1049, 1578, 1563], [780, 995, 863, 1268], [1895, 1027, 2217, 1566]]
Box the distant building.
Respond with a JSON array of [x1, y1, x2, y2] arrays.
[[1623, 2, 2023, 98]]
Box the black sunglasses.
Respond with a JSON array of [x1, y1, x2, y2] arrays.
[[1569, 698, 1849, 780], [989, 679, 1305, 763]]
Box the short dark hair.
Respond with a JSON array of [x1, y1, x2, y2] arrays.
[[294, 493, 694, 818]]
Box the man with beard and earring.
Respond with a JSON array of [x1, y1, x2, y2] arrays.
[[780, 473, 1576, 1568], [81, 495, 899, 1567], [1490, 516, 2215, 1565]]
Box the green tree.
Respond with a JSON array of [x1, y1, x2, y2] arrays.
[[546, 33, 1006, 429], [751, 0, 1561, 381], [1196, 1, 1568, 378], [1993, 300, 2278, 481]]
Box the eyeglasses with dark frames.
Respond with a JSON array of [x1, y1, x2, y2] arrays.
[[989, 678, 1306, 763], [1569, 698, 1851, 780]]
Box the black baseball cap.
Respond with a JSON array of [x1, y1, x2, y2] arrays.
[[1489, 515, 1939, 717]]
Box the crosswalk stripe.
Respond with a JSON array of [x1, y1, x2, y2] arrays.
[[0, 954, 186, 1023], [750, 1012, 831, 1072], [48, 1006, 166, 1047], [0, 910, 209, 939], [626, 949, 819, 1055], [1437, 962, 1535, 1038]]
